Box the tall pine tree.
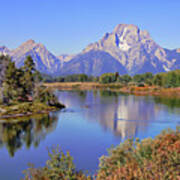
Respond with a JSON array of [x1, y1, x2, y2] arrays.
[[21, 56, 35, 97], [3, 61, 19, 103]]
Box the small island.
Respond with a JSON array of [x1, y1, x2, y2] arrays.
[[0, 55, 65, 120]]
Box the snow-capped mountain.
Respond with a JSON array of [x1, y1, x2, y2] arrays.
[[1, 24, 180, 76], [82, 24, 180, 75]]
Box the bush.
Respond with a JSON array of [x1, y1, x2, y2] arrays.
[[97, 127, 180, 180], [23, 147, 91, 180]]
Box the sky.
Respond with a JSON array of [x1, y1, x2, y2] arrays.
[[0, 0, 180, 55]]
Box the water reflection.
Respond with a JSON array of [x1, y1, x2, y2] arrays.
[[1, 90, 180, 180], [58, 90, 180, 141], [153, 96, 180, 111], [0, 114, 58, 157], [85, 91, 156, 139]]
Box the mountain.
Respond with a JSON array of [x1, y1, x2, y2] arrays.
[[82, 24, 180, 75], [10, 40, 61, 75], [1, 24, 180, 76], [0, 40, 61, 75], [58, 54, 76, 69], [60, 50, 127, 76], [58, 54, 76, 63], [0, 46, 10, 55]]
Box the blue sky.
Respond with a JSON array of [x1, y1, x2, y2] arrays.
[[0, 0, 180, 55]]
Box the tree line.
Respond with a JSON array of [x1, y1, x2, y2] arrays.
[[44, 70, 180, 88]]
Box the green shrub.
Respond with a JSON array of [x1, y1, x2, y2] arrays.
[[23, 146, 91, 180]]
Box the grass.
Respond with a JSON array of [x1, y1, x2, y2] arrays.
[[0, 102, 64, 119]]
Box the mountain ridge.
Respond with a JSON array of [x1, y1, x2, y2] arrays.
[[1, 40, 61, 75], [1, 24, 180, 76], [82, 24, 179, 75]]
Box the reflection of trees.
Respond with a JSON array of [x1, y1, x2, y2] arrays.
[[99, 90, 119, 97], [0, 114, 58, 157], [58, 90, 157, 140], [58, 90, 180, 141], [77, 90, 87, 98], [153, 96, 180, 112]]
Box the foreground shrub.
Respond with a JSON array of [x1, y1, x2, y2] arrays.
[[23, 147, 91, 180], [97, 127, 180, 180]]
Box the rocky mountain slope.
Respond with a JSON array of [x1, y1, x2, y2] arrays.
[[82, 24, 180, 75], [61, 50, 127, 76], [0, 46, 10, 55], [1, 40, 61, 75], [1, 24, 180, 76], [10, 40, 61, 75]]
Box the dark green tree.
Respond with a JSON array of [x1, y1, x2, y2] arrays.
[[0, 55, 11, 103], [120, 74, 132, 84], [99, 73, 117, 84], [21, 56, 35, 96], [166, 72, 178, 87], [78, 74, 88, 82], [2, 61, 21, 103], [153, 74, 163, 86]]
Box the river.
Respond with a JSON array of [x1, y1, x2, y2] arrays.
[[0, 90, 179, 179]]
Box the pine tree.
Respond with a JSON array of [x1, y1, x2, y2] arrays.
[[167, 72, 178, 87], [0, 55, 11, 103], [153, 74, 163, 86], [3, 61, 19, 103], [21, 56, 35, 97]]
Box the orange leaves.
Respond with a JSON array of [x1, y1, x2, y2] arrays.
[[97, 128, 180, 180]]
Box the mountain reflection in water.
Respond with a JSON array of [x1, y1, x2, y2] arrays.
[[58, 90, 180, 140]]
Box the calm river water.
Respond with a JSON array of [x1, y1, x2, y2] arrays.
[[0, 90, 180, 179]]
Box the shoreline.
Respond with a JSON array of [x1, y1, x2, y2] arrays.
[[44, 82, 180, 98], [0, 109, 55, 120], [0, 102, 65, 121]]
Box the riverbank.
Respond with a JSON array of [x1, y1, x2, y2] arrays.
[[44, 82, 180, 98], [0, 102, 65, 120]]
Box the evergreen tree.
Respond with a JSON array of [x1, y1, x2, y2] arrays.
[[166, 72, 178, 87], [120, 74, 132, 84], [153, 74, 163, 86], [0, 55, 11, 103], [99, 73, 117, 83], [3, 61, 18, 103], [21, 56, 35, 97]]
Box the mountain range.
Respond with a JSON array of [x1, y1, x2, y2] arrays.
[[0, 24, 180, 76]]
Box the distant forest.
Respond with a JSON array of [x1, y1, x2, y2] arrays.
[[43, 70, 180, 88]]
